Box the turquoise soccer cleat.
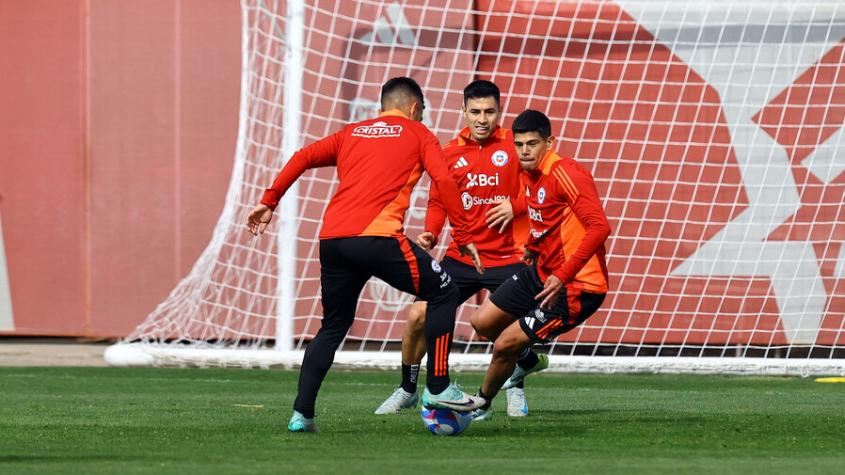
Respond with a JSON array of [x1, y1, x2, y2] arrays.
[[421, 384, 486, 412], [287, 410, 319, 433]]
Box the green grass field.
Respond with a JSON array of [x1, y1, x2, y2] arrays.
[[1, 366, 843, 474]]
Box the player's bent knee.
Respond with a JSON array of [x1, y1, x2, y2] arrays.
[[407, 303, 426, 332], [471, 314, 495, 340], [492, 326, 529, 357], [492, 336, 521, 357]]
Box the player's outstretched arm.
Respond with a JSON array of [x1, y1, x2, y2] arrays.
[[246, 204, 274, 236], [419, 129, 482, 272], [420, 181, 445, 251]]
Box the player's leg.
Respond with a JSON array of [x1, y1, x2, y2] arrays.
[[400, 300, 427, 394], [471, 298, 519, 342], [501, 346, 550, 390], [480, 321, 533, 400], [290, 238, 370, 431], [476, 262, 545, 402], [373, 300, 426, 414], [474, 261, 538, 416], [377, 258, 482, 414], [372, 238, 485, 411], [469, 263, 543, 418], [479, 286, 608, 418], [402, 300, 428, 374], [465, 298, 520, 420], [471, 262, 535, 342]]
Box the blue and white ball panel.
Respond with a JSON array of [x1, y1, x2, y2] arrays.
[[420, 406, 472, 436]]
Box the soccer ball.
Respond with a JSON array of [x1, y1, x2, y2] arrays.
[[420, 405, 473, 436]]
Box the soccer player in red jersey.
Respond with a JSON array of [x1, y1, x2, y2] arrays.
[[469, 110, 611, 418], [247, 77, 487, 432], [375, 80, 532, 418]]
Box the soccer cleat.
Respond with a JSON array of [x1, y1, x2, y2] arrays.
[[374, 388, 418, 415], [287, 410, 319, 433], [502, 353, 550, 389], [470, 406, 493, 421], [421, 384, 487, 412], [506, 387, 528, 417]]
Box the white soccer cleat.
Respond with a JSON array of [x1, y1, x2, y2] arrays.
[[506, 387, 528, 417], [374, 387, 418, 414], [421, 384, 487, 412]]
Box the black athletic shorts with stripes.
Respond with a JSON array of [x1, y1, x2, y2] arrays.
[[419, 256, 525, 305], [490, 264, 606, 343]]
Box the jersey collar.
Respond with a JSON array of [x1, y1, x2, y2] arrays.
[[537, 150, 560, 174], [379, 109, 410, 119], [456, 126, 507, 146]]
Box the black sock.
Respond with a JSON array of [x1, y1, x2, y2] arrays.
[[401, 364, 420, 394], [476, 388, 493, 410], [516, 347, 539, 371]]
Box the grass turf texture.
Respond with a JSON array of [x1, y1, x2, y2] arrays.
[[1, 367, 843, 474]]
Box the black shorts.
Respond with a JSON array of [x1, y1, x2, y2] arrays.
[[489, 264, 606, 343], [420, 257, 525, 305]]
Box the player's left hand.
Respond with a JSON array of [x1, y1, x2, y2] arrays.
[[535, 275, 563, 310], [247, 204, 274, 236], [485, 199, 514, 233], [458, 242, 485, 275]]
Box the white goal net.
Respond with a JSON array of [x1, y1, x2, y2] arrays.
[[106, 0, 845, 375]]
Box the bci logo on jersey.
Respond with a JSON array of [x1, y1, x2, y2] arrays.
[[466, 172, 500, 188], [351, 121, 403, 138], [528, 206, 543, 223]]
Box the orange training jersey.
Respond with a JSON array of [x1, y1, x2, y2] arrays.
[[425, 127, 528, 268], [260, 110, 472, 245], [523, 150, 611, 293]]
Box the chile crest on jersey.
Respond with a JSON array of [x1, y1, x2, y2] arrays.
[[491, 150, 509, 167]]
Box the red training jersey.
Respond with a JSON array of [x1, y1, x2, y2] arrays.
[[523, 150, 610, 293], [425, 127, 529, 268], [260, 110, 472, 245]]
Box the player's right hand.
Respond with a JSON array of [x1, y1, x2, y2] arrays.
[[458, 242, 485, 275], [416, 231, 436, 251], [485, 199, 514, 234], [247, 204, 274, 236], [535, 275, 563, 310]]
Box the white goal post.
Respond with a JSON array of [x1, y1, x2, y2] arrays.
[[106, 0, 845, 376]]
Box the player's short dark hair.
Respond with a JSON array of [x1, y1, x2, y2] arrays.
[[512, 109, 552, 139], [463, 80, 500, 106], [381, 77, 425, 110]]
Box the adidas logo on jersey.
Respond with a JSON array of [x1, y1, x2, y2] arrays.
[[454, 157, 469, 169], [358, 2, 417, 46]]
